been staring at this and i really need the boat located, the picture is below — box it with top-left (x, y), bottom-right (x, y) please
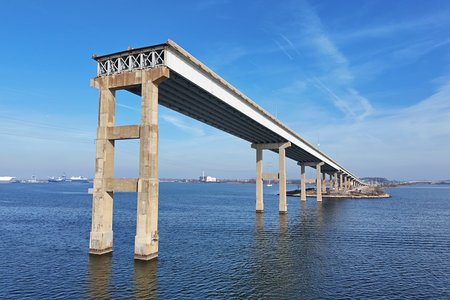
top-left (27, 175), bottom-right (39, 183)
top-left (69, 176), bottom-right (89, 183)
top-left (0, 176), bottom-right (16, 183)
top-left (266, 179), bottom-right (273, 187)
top-left (48, 174), bottom-right (68, 183)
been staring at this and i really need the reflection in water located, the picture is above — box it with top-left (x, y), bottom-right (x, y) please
top-left (255, 212), bottom-right (264, 233)
top-left (134, 259), bottom-right (158, 299)
top-left (88, 254), bottom-right (112, 299)
top-left (300, 200), bottom-right (308, 223)
top-left (278, 213), bottom-right (288, 236)
top-left (316, 201), bottom-right (324, 227)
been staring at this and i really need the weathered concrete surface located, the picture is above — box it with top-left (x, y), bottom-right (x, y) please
top-left (89, 78), bottom-right (115, 255)
top-left (134, 69), bottom-right (169, 261)
top-left (89, 67), bottom-right (169, 261)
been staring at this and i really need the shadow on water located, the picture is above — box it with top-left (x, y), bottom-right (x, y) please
top-left (133, 259), bottom-right (158, 299)
top-left (88, 254), bottom-right (112, 299)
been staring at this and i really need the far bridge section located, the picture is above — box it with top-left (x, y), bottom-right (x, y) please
top-left (89, 40), bottom-right (365, 260)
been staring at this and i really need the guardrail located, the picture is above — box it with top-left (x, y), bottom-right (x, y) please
top-left (96, 47), bottom-right (166, 76)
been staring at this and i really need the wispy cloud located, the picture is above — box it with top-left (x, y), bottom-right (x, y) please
top-left (116, 102), bottom-right (140, 112)
top-left (336, 9), bottom-right (450, 42)
top-left (161, 114), bottom-right (205, 137)
top-left (270, 0), bottom-right (373, 121)
top-left (308, 77), bottom-right (373, 122)
top-left (280, 34), bottom-right (301, 55)
top-left (272, 34), bottom-right (302, 60)
top-left (273, 39), bottom-right (293, 60)
top-left (301, 79), bottom-right (450, 180)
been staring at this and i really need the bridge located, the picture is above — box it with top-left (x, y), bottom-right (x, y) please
top-left (89, 40), bottom-right (365, 260)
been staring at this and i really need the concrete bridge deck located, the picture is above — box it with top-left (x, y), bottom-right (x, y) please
top-left (94, 40), bottom-right (359, 177)
top-left (89, 40), bottom-right (365, 260)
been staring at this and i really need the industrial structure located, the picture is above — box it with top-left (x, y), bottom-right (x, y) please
top-left (89, 40), bottom-right (365, 260)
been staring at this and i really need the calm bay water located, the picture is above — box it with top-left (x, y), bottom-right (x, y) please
top-left (0, 183), bottom-right (449, 299)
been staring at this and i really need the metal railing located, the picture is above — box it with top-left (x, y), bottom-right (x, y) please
top-left (96, 48), bottom-right (166, 76)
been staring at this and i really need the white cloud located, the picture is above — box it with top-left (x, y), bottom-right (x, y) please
top-left (306, 79), bottom-right (450, 180)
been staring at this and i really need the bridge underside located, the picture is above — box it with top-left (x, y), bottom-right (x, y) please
top-left (125, 70), bottom-right (336, 173)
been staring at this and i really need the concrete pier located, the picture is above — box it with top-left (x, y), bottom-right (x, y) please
top-left (278, 144), bottom-right (288, 213)
top-left (333, 172), bottom-right (338, 190)
top-left (134, 70), bottom-right (168, 261)
top-left (322, 173), bottom-right (327, 193)
top-left (252, 142), bottom-right (291, 213)
top-left (89, 68), bottom-right (169, 261)
top-left (300, 164), bottom-right (306, 201)
top-left (255, 147), bottom-right (263, 213)
top-left (89, 80), bottom-right (116, 255)
top-left (316, 162), bottom-right (324, 202)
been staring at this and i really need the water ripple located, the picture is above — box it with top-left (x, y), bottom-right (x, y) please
top-left (0, 184), bottom-right (449, 299)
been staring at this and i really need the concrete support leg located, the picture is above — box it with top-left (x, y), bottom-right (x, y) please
top-left (340, 174), bottom-right (344, 191)
top-left (134, 78), bottom-right (160, 261)
top-left (316, 162), bottom-right (324, 202)
top-left (90, 85), bottom-right (116, 255)
top-left (279, 146), bottom-right (287, 214)
top-left (300, 164), bottom-right (306, 201)
top-left (333, 172), bottom-right (338, 190)
top-left (255, 148), bottom-right (264, 213)
top-left (322, 173), bottom-right (327, 193)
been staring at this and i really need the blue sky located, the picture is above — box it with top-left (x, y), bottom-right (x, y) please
top-left (1, 0), bottom-right (449, 180)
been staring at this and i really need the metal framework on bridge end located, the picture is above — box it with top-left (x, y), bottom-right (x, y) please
top-left (96, 46), bottom-right (166, 76)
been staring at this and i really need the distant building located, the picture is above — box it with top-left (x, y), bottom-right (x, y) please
top-left (200, 171), bottom-right (218, 183)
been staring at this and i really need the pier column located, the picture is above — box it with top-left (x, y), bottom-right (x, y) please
top-left (300, 164), bottom-right (306, 201)
top-left (278, 143), bottom-right (290, 214)
top-left (339, 173), bottom-right (344, 191)
top-left (316, 162), bottom-right (324, 202)
top-left (328, 174), bottom-right (332, 191)
top-left (255, 148), bottom-right (263, 212)
top-left (333, 172), bottom-right (338, 190)
top-left (90, 81), bottom-right (116, 255)
top-left (134, 71), bottom-right (168, 261)
top-left (322, 173), bottom-right (327, 193)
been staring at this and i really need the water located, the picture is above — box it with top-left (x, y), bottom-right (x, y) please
top-left (0, 183), bottom-right (449, 299)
